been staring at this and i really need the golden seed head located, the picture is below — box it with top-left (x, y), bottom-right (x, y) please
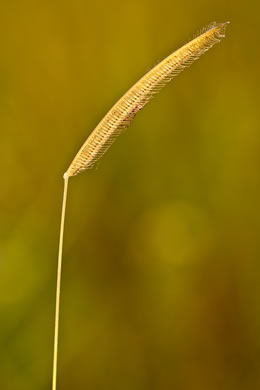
top-left (65, 22), bottom-right (229, 178)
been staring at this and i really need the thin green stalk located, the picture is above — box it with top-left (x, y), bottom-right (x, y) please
top-left (52, 176), bottom-right (69, 390)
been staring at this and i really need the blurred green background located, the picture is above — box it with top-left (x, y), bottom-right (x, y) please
top-left (0, 0), bottom-right (259, 389)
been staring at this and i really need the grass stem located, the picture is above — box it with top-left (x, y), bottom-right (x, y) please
top-left (52, 175), bottom-right (69, 390)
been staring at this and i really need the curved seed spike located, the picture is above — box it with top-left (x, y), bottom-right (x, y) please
top-left (65, 21), bottom-right (229, 178)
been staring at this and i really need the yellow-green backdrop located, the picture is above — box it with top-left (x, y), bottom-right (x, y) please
top-left (0, 1), bottom-right (259, 389)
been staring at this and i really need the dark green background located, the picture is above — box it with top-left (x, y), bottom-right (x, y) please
top-left (0, 0), bottom-right (259, 389)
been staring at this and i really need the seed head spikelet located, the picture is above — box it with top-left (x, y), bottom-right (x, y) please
top-left (53, 22), bottom-right (229, 390)
top-left (65, 21), bottom-right (229, 178)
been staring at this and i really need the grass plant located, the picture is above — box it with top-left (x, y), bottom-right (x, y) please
top-left (52, 22), bottom-right (229, 390)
